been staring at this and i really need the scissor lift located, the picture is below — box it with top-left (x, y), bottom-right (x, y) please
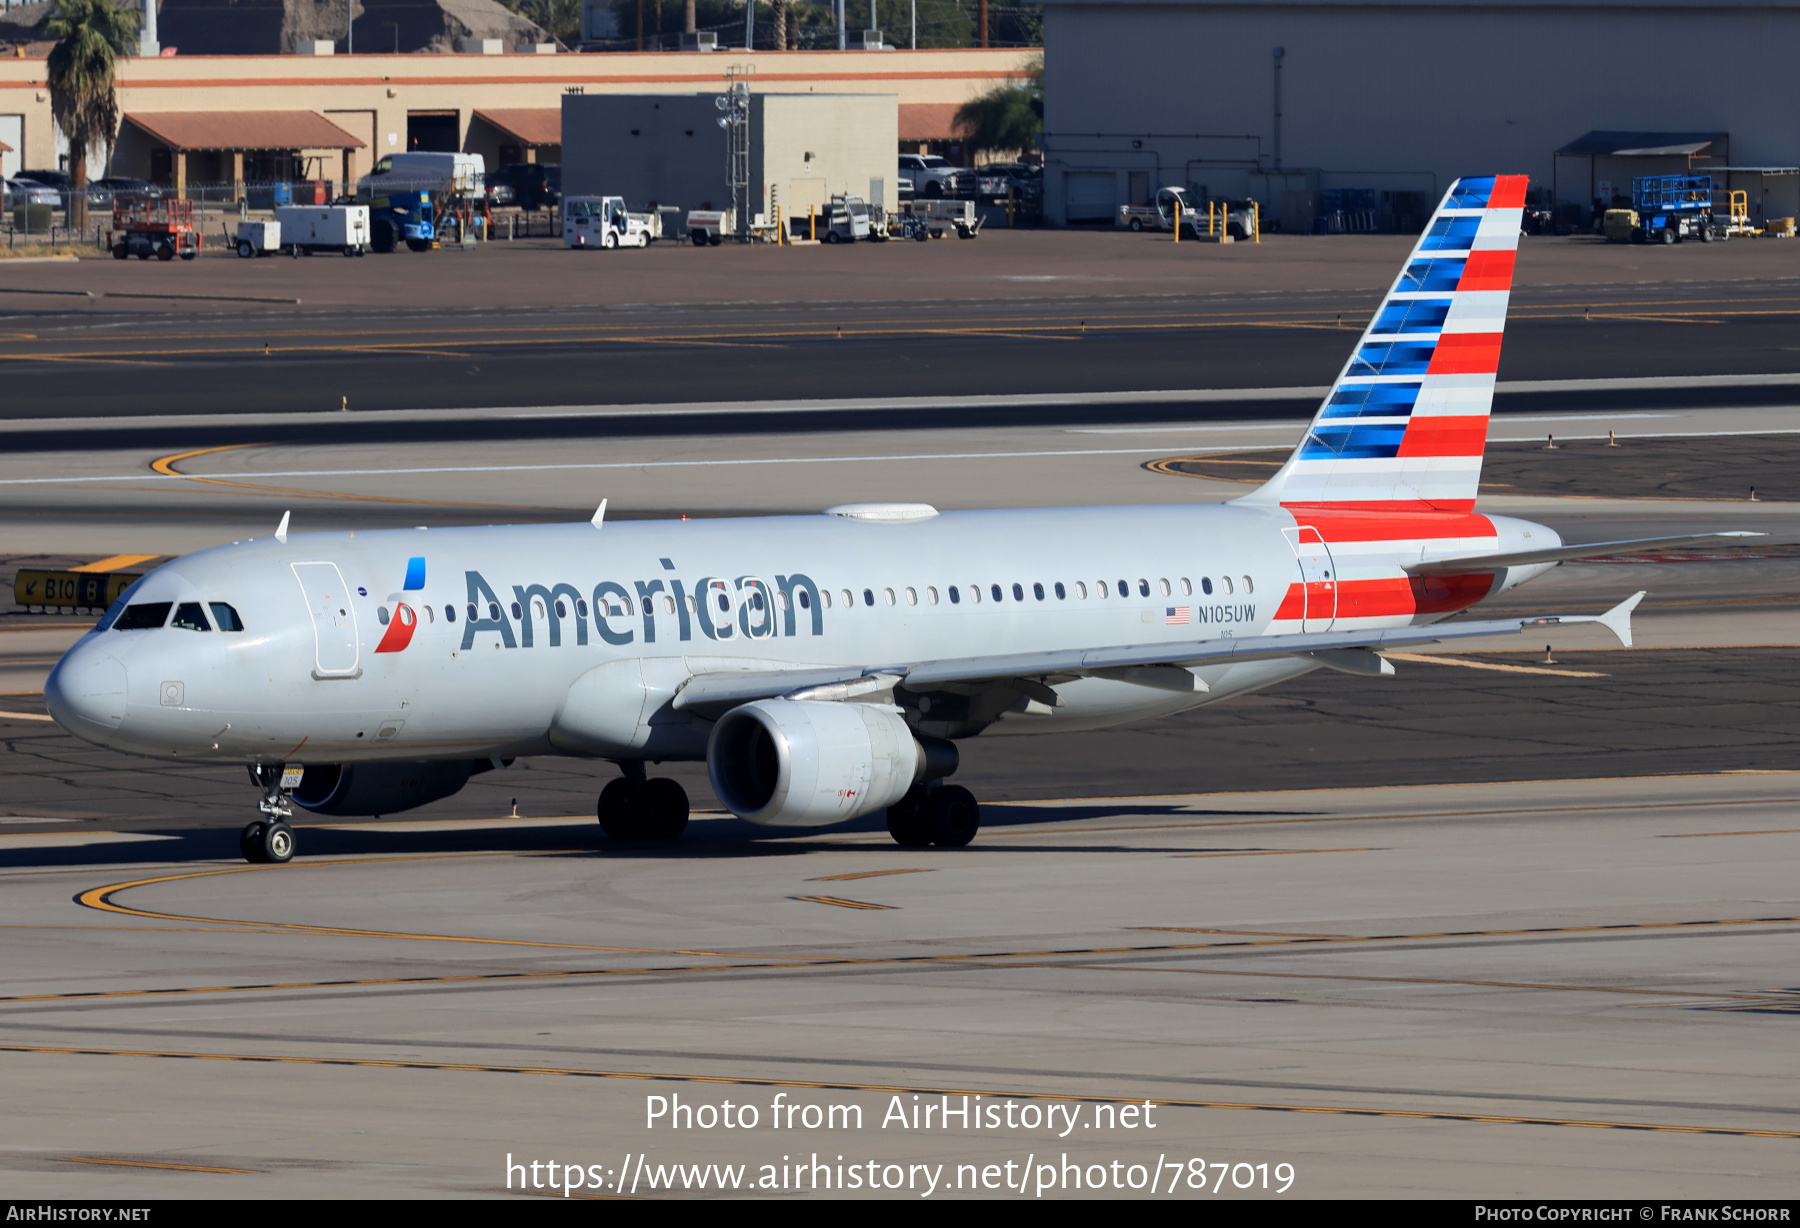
top-left (110, 197), bottom-right (202, 261)
top-left (1629, 175), bottom-right (1716, 244)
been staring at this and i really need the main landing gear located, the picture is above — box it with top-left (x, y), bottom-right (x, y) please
top-left (885, 783), bottom-right (980, 848)
top-left (598, 763), bottom-right (689, 840)
top-left (242, 765), bottom-right (298, 864)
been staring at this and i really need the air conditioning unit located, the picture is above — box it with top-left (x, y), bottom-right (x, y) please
top-left (462, 38), bottom-right (504, 54)
top-left (678, 31), bottom-right (717, 51)
top-left (853, 29), bottom-right (886, 49)
top-left (294, 39), bottom-right (335, 55)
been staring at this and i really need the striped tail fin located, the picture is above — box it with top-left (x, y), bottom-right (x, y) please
top-left (1237, 175), bottom-right (1528, 512)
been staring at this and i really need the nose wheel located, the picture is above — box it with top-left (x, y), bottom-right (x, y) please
top-left (598, 768), bottom-right (689, 840)
top-left (239, 820), bottom-right (296, 864)
top-left (243, 764), bottom-right (299, 864)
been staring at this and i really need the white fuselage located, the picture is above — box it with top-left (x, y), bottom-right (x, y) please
top-left (44, 503), bottom-right (1557, 767)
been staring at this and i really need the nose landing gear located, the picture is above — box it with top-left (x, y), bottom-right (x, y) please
top-left (597, 763), bottom-right (689, 840)
top-left (242, 764), bottom-right (299, 864)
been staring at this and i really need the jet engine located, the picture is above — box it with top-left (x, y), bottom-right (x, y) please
top-left (708, 699), bottom-right (927, 826)
top-left (290, 761), bottom-right (474, 817)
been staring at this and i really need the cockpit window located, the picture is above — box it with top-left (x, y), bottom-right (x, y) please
top-left (209, 602), bottom-right (245, 632)
top-left (113, 602), bottom-right (172, 631)
top-left (95, 578), bottom-right (148, 631)
top-left (171, 602), bottom-right (212, 632)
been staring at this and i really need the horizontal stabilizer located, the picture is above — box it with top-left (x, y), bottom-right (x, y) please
top-left (1409, 532), bottom-right (1764, 575)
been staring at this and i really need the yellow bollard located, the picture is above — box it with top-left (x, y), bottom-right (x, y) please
top-left (1254, 201), bottom-right (1260, 243)
top-left (1174, 199), bottom-right (1180, 244)
top-left (810, 205), bottom-right (816, 242)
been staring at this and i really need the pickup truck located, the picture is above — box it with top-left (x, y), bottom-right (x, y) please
top-left (898, 154), bottom-right (973, 200)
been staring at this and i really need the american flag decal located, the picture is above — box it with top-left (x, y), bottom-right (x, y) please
top-left (1166, 606), bottom-right (1190, 625)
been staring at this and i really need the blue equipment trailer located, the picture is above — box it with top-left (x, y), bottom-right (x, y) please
top-left (367, 190), bottom-right (437, 253)
top-left (1630, 175), bottom-right (1719, 244)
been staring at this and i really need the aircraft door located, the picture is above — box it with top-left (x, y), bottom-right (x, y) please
top-left (291, 561), bottom-right (362, 678)
top-left (1282, 526), bottom-right (1338, 633)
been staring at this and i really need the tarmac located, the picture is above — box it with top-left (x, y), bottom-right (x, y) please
top-left (1, 234), bottom-right (1797, 1199)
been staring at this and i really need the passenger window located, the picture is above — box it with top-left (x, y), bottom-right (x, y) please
top-left (511, 601), bottom-right (523, 620)
top-left (445, 605), bottom-right (457, 623)
top-left (884, 588), bottom-right (896, 606)
top-left (1243, 575), bottom-right (1254, 594)
top-left (685, 595), bottom-right (697, 614)
top-left (114, 602), bottom-right (173, 631)
top-left (1011, 583), bottom-right (1024, 601)
top-left (1054, 582), bottom-right (1065, 600)
top-left (422, 605), bottom-right (433, 624)
top-left (466, 602), bottom-right (478, 621)
top-left (489, 603), bottom-right (501, 621)
top-left (1032, 582), bottom-right (1045, 601)
top-left (1180, 578), bottom-right (1192, 596)
top-left (750, 591), bottom-right (764, 612)
top-left (554, 600), bottom-right (566, 618)
top-left (377, 606), bottom-right (391, 626)
top-left (864, 588), bottom-right (875, 607)
top-left (1138, 579), bottom-right (1150, 597)
top-left (1116, 580), bottom-right (1128, 598)
top-left (1076, 582), bottom-right (1088, 599)
top-left (717, 592), bottom-right (730, 612)
top-left (1223, 576), bottom-right (1234, 595)
top-left (1202, 577), bottom-right (1213, 595)
top-left (820, 589), bottom-right (832, 609)
top-left (926, 586), bottom-right (938, 605)
top-left (968, 585), bottom-right (980, 604)
top-left (171, 602), bottom-right (211, 632)
top-left (534, 599), bottom-right (547, 619)
top-left (991, 584), bottom-right (1003, 602)
top-left (948, 586), bottom-right (960, 604)
top-left (663, 595), bottom-right (677, 614)
top-left (576, 599), bottom-right (588, 618)
top-left (841, 589), bottom-right (853, 608)
top-left (1094, 581), bottom-right (1106, 599)
top-left (209, 602), bottom-right (245, 632)
top-left (905, 587), bottom-right (918, 606)
top-left (1158, 578), bottom-right (1171, 596)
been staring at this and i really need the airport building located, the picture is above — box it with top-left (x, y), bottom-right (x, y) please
top-left (0, 47), bottom-right (1032, 190)
top-left (1038, 0), bottom-right (1800, 228)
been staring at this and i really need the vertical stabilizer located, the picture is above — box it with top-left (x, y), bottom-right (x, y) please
top-left (1237, 175), bottom-right (1527, 511)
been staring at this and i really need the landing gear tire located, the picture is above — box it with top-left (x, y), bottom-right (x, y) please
top-left (926, 785), bottom-right (979, 847)
top-left (598, 777), bottom-right (640, 838)
top-left (885, 789), bottom-right (933, 847)
top-left (260, 822), bottom-right (296, 863)
top-left (598, 776), bottom-right (689, 839)
top-left (240, 821), bottom-right (268, 863)
top-left (640, 777), bottom-right (689, 839)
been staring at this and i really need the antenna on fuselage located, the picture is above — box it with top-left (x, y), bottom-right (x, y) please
top-left (275, 510), bottom-right (290, 543)
top-left (591, 498), bottom-right (607, 530)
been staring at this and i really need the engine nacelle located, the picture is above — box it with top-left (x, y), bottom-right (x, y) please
top-left (708, 699), bottom-right (922, 827)
top-left (290, 761), bottom-right (474, 817)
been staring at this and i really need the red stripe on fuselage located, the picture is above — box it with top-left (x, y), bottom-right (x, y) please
top-left (1283, 508), bottom-right (1497, 542)
top-left (1274, 573), bottom-right (1495, 622)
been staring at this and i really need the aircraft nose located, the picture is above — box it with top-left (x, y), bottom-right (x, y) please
top-left (45, 641), bottom-right (129, 745)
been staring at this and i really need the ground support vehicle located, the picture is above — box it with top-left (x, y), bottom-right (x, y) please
top-left (1118, 186), bottom-right (1210, 236)
top-left (1630, 175), bottom-right (1716, 244)
top-left (563, 196), bottom-right (656, 249)
top-left (908, 197), bottom-right (981, 239)
top-left (685, 208), bottom-right (736, 245)
top-left (269, 205), bottom-right (370, 256)
top-left (819, 194), bottom-right (873, 244)
top-left (234, 220), bottom-right (282, 257)
top-left (885, 212), bottom-right (932, 242)
top-left (367, 191), bottom-right (438, 253)
top-left (110, 197), bottom-right (201, 261)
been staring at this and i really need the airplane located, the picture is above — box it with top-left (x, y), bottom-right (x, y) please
top-left (45, 175), bottom-right (1758, 865)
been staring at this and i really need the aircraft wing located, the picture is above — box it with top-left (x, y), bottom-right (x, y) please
top-left (672, 592), bottom-right (1646, 711)
top-left (1408, 532), bottom-right (1764, 575)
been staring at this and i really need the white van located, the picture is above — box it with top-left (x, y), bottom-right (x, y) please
top-left (357, 152), bottom-right (485, 197)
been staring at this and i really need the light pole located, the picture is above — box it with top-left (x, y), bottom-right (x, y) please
top-left (347, 0), bottom-right (353, 53)
top-left (386, 21), bottom-right (398, 52)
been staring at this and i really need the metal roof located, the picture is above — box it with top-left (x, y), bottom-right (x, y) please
top-left (1556, 130), bottom-right (1726, 157)
top-left (472, 108), bottom-right (561, 146)
top-left (122, 111), bottom-right (366, 152)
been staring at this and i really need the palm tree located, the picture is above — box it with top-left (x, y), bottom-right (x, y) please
top-left (953, 57), bottom-right (1042, 161)
top-left (46, 0), bottom-right (139, 235)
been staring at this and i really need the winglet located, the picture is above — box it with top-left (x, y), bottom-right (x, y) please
top-left (1596, 590), bottom-right (1646, 648)
top-left (591, 498), bottom-right (607, 529)
top-left (275, 510), bottom-right (290, 543)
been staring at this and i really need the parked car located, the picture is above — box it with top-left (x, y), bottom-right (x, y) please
top-left (87, 176), bottom-right (158, 206)
top-left (486, 162), bottom-right (560, 211)
top-left (19, 168), bottom-right (70, 192)
top-left (5, 177), bottom-right (62, 208)
top-left (975, 162), bottom-right (1042, 203)
top-left (898, 154), bottom-right (973, 199)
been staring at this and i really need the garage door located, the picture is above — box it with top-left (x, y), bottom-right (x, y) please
top-left (1064, 172), bottom-right (1117, 223)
